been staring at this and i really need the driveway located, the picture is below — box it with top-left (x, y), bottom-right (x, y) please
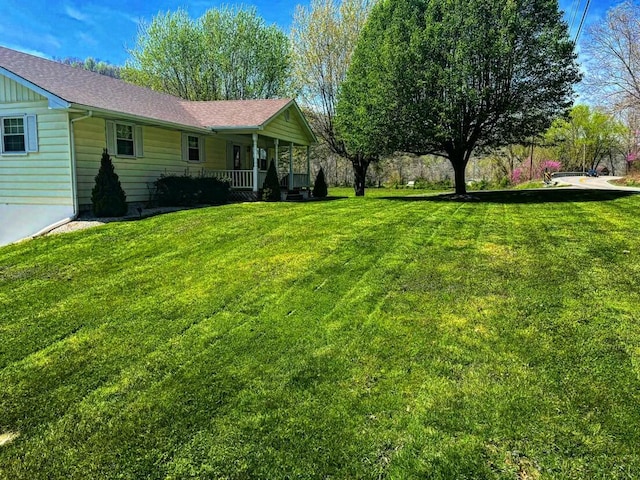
top-left (554, 175), bottom-right (640, 191)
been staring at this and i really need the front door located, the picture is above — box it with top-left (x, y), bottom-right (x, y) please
top-left (233, 145), bottom-right (241, 170)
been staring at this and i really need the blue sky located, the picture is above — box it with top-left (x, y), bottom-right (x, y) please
top-left (0, 0), bottom-right (622, 65)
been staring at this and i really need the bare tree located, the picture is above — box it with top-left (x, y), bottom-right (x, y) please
top-left (582, 2), bottom-right (640, 113)
top-left (290, 0), bottom-right (376, 195)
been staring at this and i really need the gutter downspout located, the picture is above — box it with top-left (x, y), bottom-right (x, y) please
top-left (69, 111), bottom-right (93, 218)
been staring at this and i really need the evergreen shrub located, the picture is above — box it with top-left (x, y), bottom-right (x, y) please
top-left (262, 160), bottom-right (281, 201)
top-left (91, 149), bottom-right (128, 217)
top-left (312, 167), bottom-right (328, 198)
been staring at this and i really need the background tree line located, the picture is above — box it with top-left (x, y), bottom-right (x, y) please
top-left (59, 0), bottom-right (640, 193)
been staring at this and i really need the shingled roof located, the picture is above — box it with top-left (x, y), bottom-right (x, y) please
top-left (0, 46), bottom-right (302, 134)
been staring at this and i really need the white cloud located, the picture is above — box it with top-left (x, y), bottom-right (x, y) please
top-left (65, 5), bottom-right (90, 23)
top-left (77, 32), bottom-right (98, 46)
top-left (43, 34), bottom-right (62, 49)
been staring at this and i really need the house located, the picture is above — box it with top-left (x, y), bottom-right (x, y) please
top-left (0, 45), bottom-right (316, 246)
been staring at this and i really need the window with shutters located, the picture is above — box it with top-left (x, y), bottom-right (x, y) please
top-left (106, 120), bottom-right (143, 158)
top-left (116, 123), bottom-right (134, 156)
top-left (1, 115), bottom-right (38, 155)
top-left (182, 133), bottom-right (205, 162)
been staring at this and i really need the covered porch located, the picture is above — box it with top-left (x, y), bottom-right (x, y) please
top-left (205, 133), bottom-right (312, 195)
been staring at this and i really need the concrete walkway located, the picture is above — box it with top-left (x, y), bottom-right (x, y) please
top-left (47, 205), bottom-right (203, 237)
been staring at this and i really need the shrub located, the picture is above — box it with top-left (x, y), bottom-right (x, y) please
top-left (91, 149), bottom-right (128, 217)
top-left (155, 175), bottom-right (196, 206)
top-left (154, 175), bottom-right (230, 206)
top-left (312, 167), bottom-right (328, 198)
top-left (413, 177), bottom-right (454, 190)
top-left (497, 176), bottom-right (511, 189)
top-left (467, 179), bottom-right (490, 191)
top-left (195, 177), bottom-right (230, 205)
top-left (262, 160), bottom-right (281, 201)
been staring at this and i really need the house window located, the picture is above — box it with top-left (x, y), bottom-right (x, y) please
top-left (106, 120), bottom-right (143, 158)
top-left (116, 123), bottom-right (134, 156)
top-left (1, 115), bottom-right (38, 154)
top-left (182, 134), bottom-right (205, 162)
top-left (2, 118), bottom-right (25, 152)
top-left (188, 136), bottom-right (199, 161)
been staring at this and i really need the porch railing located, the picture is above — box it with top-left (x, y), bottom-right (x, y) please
top-left (281, 173), bottom-right (309, 189)
top-left (207, 170), bottom-right (253, 189)
top-left (205, 169), bottom-right (309, 190)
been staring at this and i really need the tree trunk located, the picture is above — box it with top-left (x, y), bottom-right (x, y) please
top-left (450, 154), bottom-right (468, 195)
top-left (609, 151), bottom-right (615, 175)
top-left (352, 156), bottom-right (370, 196)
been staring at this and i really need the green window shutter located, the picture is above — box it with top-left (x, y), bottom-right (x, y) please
top-left (200, 137), bottom-right (206, 163)
top-left (25, 115), bottom-right (38, 152)
top-left (135, 126), bottom-right (144, 157)
top-left (105, 120), bottom-right (116, 155)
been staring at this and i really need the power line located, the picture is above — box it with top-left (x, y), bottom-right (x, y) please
top-left (574, 0), bottom-right (592, 43)
top-left (568, 0), bottom-right (582, 33)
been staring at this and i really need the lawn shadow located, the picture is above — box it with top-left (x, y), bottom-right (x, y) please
top-left (382, 188), bottom-right (640, 204)
top-left (290, 196), bottom-right (349, 203)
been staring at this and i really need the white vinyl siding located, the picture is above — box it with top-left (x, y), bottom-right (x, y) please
top-left (0, 83), bottom-right (72, 208)
top-left (106, 120), bottom-right (144, 158)
top-left (1, 114), bottom-right (38, 154)
top-left (0, 75), bottom-right (43, 102)
top-left (74, 119), bottom-right (227, 205)
top-left (182, 133), bottom-right (205, 162)
top-left (262, 107), bottom-right (314, 146)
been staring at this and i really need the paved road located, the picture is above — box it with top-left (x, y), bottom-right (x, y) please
top-left (554, 175), bottom-right (640, 191)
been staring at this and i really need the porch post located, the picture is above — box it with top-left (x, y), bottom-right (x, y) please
top-left (306, 146), bottom-right (311, 188)
top-left (274, 138), bottom-right (279, 174)
top-left (252, 133), bottom-right (258, 193)
top-left (289, 142), bottom-right (294, 190)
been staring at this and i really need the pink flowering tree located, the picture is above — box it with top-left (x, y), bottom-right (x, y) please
top-left (510, 160), bottom-right (562, 185)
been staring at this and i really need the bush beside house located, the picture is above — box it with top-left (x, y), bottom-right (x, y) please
top-left (154, 175), bottom-right (230, 206)
top-left (312, 167), bottom-right (328, 198)
top-left (91, 149), bottom-right (128, 217)
top-left (262, 160), bottom-right (281, 201)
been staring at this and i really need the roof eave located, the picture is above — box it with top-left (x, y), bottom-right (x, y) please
top-left (68, 103), bottom-right (213, 135)
top-left (0, 67), bottom-right (70, 109)
top-left (209, 125), bottom-right (263, 134)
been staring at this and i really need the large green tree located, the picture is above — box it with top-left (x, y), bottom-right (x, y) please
top-left (336, 0), bottom-right (580, 194)
top-left (291, 0), bottom-right (375, 196)
top-left (123, 7), bottom-right (291, 100)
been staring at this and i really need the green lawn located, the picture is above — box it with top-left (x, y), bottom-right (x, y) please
top-left (1, 189), bottom-right (640, 479)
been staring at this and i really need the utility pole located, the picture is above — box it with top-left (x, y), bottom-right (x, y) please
top-left (529, 140), bottom-right (534, 181)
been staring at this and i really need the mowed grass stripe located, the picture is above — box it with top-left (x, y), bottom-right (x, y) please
top-left (3, 198), bottom-right (460, 478)
top-left (1, 190), bottom-right (640, 478)
top-left (0, 200), bottom-right (360, 367)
